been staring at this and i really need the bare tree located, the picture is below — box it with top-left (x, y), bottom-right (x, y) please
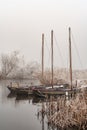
top-left (0, 51), bottom-right (40, 79)
top-left (25, 61), bottom-right (40, 79)
top-left (0, 51), bottom-right (20, 79)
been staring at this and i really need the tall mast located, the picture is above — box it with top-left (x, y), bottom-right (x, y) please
top-left (42, 33), bottom-right (44, 78)
top-left (69, 27), bottom-right (72, 90)
top-left (51, 30), bottom-right (53, 88)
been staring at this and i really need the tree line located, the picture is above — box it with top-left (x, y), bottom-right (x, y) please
top-left (0, 51), bottom-right (40, 79)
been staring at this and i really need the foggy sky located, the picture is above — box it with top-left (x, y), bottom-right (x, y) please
top-left (0, 0), bottom-right (87, 70)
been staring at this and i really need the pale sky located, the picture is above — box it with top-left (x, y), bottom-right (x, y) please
top-left (0, 0), bottom-right (87, 69)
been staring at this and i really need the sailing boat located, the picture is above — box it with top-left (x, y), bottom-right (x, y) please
top-left (33, 29), bottom-right (74, 97)
top-left (7, 28), bottom-right (75, 97)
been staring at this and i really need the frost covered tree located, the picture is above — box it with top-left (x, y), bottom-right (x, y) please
top-left (0, 51), bottom-right (20, 79)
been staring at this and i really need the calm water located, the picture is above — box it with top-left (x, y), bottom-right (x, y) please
top-left (0, 80), bottom-right (80, 130)
top-left (0, 80), bottom-right (48, 130)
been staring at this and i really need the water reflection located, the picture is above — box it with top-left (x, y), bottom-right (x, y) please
top-left (7, 92), bottom-right (45, 104)
top-left (0, 80), bottom-right (47, 130)
top-left (0, 80), bottom-right (83, 130)
top-left (7, 93), bottom-right (16, 98)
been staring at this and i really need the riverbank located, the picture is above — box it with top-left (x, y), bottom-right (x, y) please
top-left (39, 92), bottom-right (87, 130)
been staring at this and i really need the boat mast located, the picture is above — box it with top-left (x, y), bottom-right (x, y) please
top-left (69, 27), bottom-right (73, 90)
top-left (42, 33), bottom-right (44, 78)
top-left (51, 30), bottom-right (53, 88)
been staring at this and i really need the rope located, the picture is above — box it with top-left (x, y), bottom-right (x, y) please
top-left (71, 32), bottom-right (83, 69)
top-left (53, 31), bottom-right (65, 67)
top-left (38, 45), bottom-right (42, 69)
top-left (44, 37), bottom-right (51, 69)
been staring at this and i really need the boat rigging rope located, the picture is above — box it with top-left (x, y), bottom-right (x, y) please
top-left (44, 36), bottom-right (51, 69)
top-left (71, 32), bottom-right (83, 69)
top-left (53, 31), bottom-right (65, 67)
top-left (39, 45), bottom-right (42, 68)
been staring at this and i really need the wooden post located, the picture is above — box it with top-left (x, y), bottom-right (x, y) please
top-left (42, 33), bottom-right (44, 78)
top-left (42, 102), bottom-right (45, 130)
top-left (69, 27), bottom-right (72, 91)
top-left (51, 30), bottom-right (53, 88)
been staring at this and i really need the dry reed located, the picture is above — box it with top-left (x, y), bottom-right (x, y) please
top-left (40, 93), bottom-right (87, 130)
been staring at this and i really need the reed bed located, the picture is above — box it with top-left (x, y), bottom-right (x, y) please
top-left (40, 94), bottom-right (87, 130)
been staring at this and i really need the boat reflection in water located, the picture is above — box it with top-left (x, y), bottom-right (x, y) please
top-left (7, 92), bottom-right (17, 98)
top-left (7, 92), bottom-right (46, 103)
top-left (7, 92), bottom-right (82, 130)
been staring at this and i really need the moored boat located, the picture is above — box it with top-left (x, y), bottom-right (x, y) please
top-left (7, 82), bottom-right (34, 95)
top-left (32, 83), bottom-right (76, 97)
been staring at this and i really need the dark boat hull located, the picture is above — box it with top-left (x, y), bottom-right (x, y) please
top-left (33, 89), bottom-right (46, 98)
top-left (7, 86), bottom-right (33, 95)
top-left (33, 87), bottom-right (75, 97)
top-left (7, 84), bottom-right (75, 97)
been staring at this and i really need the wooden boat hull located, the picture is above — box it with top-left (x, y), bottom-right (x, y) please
top-left (7, 86), bottom-right (33, 95)
top-left (33, 89), bottom-right (46, 98)
top-left (7, 83), bottom-right (75, 97)
top-left (7, 84), bottom-right (53, 95)
top-left (7, 86), bottom-right (18, 93)
top-left (33, 87), bottom-right (75, 97)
